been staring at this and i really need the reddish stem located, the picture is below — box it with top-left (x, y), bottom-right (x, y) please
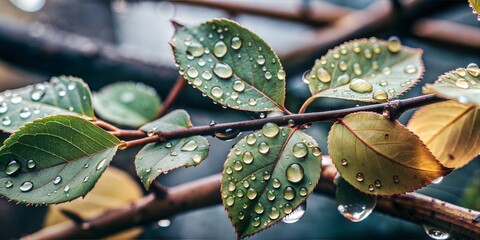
top-left (155, 76), bottom-right (187, 119)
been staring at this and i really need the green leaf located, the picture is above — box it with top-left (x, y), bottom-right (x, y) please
top-left (307, 37), bottom-right (424, 102)
top-left (135, 110), bottom-right (209, 189)
top-left (328, 112), bottom-right (451, 195)
top-left (0, 76), bottom-right (94, 133)
top-left (170, 18), bottom-right (287, 112)
top-left (408, 100), bottom-right (480, 168)
top-left (336, 176), bottom-right (377, 222)
top-left (93, 82), bottom-right (161, 128)
top-left (221, 124), bottom-right (322, 238)
top-left (0, 115), bottom-right (121, 204)
top-left (423, 63), bottom-right (480, 106)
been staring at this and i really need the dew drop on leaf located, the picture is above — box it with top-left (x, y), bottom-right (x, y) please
top-left (337, 74), bottom-right (351, 85)
top-left (26, 159), bottom-right (36, 169)
top-left (181, 139), bottom-right (198, 151)
top-left (252, 217), bottom-right (261, 227)
top-left (187, 42), bottom-right (205, 57)
top-left (277, 69), bottom-right (286, 80)
top-left (210, 86), bottom-right (223, 98)
top-left (292, 142), bottom-right (308, 158)
top-left (96, 158), bottom-right (107, 171)
top-left (187, 67), bottom-right (199, 78)
top-left (286, 163), bottom-right (304, 183)
top-left (19, 107), bottom-right (32, 119)
top-left (353, 63), bottom-right (362, 75)
top-left (387, 36), bottom-right (401, 53)
top-left (226, 196), bottom-right (234, 206)
top-left (299, 187), bottom-right (308, 197)
top-left (404, 64), bottom-right (418, 74)
top-left (246, 134), bottom-right (257, 145)
top-left (282, 202), bottom-right (306, 224)
top-left (255, 202), bottom-right (264, 214)
top-left (269, 207), bottom-right (280, 220)
top-left (201, 70), bottom-right (212, 80)
top-left (262, 122), bottom-right (279, 138)
top-left (258, 142), bottom-right (270, 154)
top-left (454, 78), bottom-right (469, 89)
top-left (234, 161), bottom-right (243, 171)
top-left (283, 186), bottom-right (296, 200)
top-left (20, 181), bottom-right (33, 192)
top-left (341, 158), bottom-right (348, 166)
top-left (356, 172), bottom-right (365, 182)
top-left (455, 68), bottom-right (467, 77)
top-left (272, 178), bottom-right (281, 189)
top-left (213, 41), bottom-right (227, 58)
top-left (349, 78), bottom-right (373, 93)
top-left (213, 63), bottom-right (233, 79)
top-left (0, 102), bottom-right (7, 114)
top-left (466, 63), bottom-right (479, 77)
top-left (247, 188), bottom-right (257, 200)
top-left (5, 180), bottom-right (13, 188)
top-left (242, 151), bottom-right (254, 164)
top-left (192, 154), bottom-right (202, 163)
top-left (256, 55), bottom-right (265, 65)
top-left (2, 116), bottom-right (13, 126)
top-left (5, 160), bottom-right (21, 175)
top-left (316, 67), bottom-right (331, 83)
top-left (372, 89), bottom-right (388, 101)
top-left (231, 36), bottom-right (242, 50)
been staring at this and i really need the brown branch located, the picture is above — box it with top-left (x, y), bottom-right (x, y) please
top-left (155, 76), bottom-right (187, 119)
top-left (170, 0), bottom-right (352, 26)
top-left (412, 19), bottom-right (480, 49)
top-left (23, 160), bottom-right (480, 240)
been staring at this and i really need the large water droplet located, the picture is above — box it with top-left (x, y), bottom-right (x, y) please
top-left (215, 128), bottom-right (240, 141)
top-left (316, 67), bottom-right (331, 83)
top-left (387, 36), bottom-right (401, 53)
top-left (27, 159), bottom-right (36, 169)
top-left (262, 122), bottom-right (279, 138)
top-left (210, 86), bottom-right (223, 98)
top-left (337, 199), bottom-right (376, 222)
top-left (258, 142), bottom-right (270, 154)
top-left (404, 64), bottom-right (418, 74)
top-left (455, 78), bottom-right (469, 89)
top-left (187, 42), bottom-right (204, 57)
top-left (372, 90), bottom-right (388, 101)
top-left (19, 107), bottom-right (32, 119)
top-left (181, 139), bottom-right (198, 151)
top-left (423, 225), bottom-right (450, 240)
top-left (292, 142), bottom-right (308, 158)
top-left (466, 63), bottom-right (479, 77)
top-left (337, 74), bottom-right (350, 85)
top-left (213, 41), bottom-right (227, 58)
top-left (455, 68), bottom-right (467, 77)
top-left (187, 67), bottom-right (199, 78)
top-left (269, 207), bottom-right (280, 219)
top-left (5, 160), bottom-right (21, 175)
top-left (286, 163), bottom-right (304, 183)
top-left (272, 178), bottom-right (281, 189)
top-left (54, 176), bottom-right (62, 185)
top-left (213, 63), bottom-right (233, 79)
top-left (232, 80), bottom-right (245, 92)
top-left (255, 202), bottom-right (264, 214)
top-left (5, 180), bottom-right (13, 188)
top-left (247, 188), bottom-right (257, 200)
top-left (31, 83), bottom-right (46, 101)
top-left (356, 173), bottom-right (365, 182)
top-left (349, 78), bottom-right (373, 93)
top-left (242, 151), bottom-right (254, 164)
top-left (252, 217), bottom-right (261, 227)
top-left (234, 161), bottom-right (243, 171)
top-left (283, 186), bottom-right (295, 200)
top-left (226, 196), bottom-right (234, 206)
top-left (231, 36), bottom-right (242, 50)
top-left (202, 70), bottom-right (212, 80)
top-left (256, 55), bottom-right (265, 65)
top-left (312, 147), bottom-right (321, 157)
top-left (277, 70), bottom-right (286, 80)
top-left (20, 181), bottom-right (33, 192)
top-left (96, 158), bottom-right (107, 171)
top-left (282, 202), bottom-right (306, 224)
top-left (246, 134), bottom-right (257, 145)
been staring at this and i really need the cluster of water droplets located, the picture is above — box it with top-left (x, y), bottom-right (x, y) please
top-left (306, 37), bottom-right (420, 101)
top-left (178, 23), bottom-right (286, 110)
top-left (222, 123), bottom-right (322, 228)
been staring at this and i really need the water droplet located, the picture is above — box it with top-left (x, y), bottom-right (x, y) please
top-left (19, 107), bottom-right (32, 119)
top-left (27, 159), bottom-right (36, 169)
top-left (374, 180), bottom-right (382, 188)
top-left (432, 176), bottom-right (443, 184)
top-left (266, 189), bottom-right (276, 201)
top-left (234, 161), bottom-right (243, 171)
top-left (187, 67), bottom-right (199, 78)
top-left (264, 72), bottom-right (272, 80)
top-left (165, 142), bottom-right (173, 148)
top-left (215, 128), bottom-right (240, 141)
top-left (193, 78), bottom-right (202, 86)
top-left (316, 67), bottom-right (331, 83)
top-left (282, 202), bottom-right (306, 224)
top-left (20, 181), bottom-right (33, 192)
top-left (455, 68), bottom-right (467, 77)
top-left (256, 55), bottom-right (265, 65)
top-left (232, 80), bottom-right (245, 92)
top-left (269, 207), bottom-right (280, 219)
top-left (242, 151), bottom-right (254, 164)
top-left (404, 64), bottom-right (418, 74)
top-left (299, 187), bottom-right (308, 197)
top-left (349, 78), bottom-right (373, 93)
top-left (258, 142), bottom-right (270, 154)
top-left (286, 163), bottom-right (304, 183)
top-left (5, 180), bottom-right (13, 188)
top-left (387, 36), bottom-right (401, 53)
top-left (341, 159), bottom-right (348, 166)
top-left (252, 217), bottom-right (261, 227)
top-left (356, 173), bottom-right (364, 182)
top-left (423, 225), bottom-right (450, 240)
top-left (213, 41), bottom-right (227, 58)
top-left (336, 74), bottom-right (350, 85)
top-left (466, 63), bottom-right (479, 77)
top-left (368, 184), bottom-right (375, 192)
top-left (2, 116), bottom-right (11, 126)
top-left (277, 70), bottom-right (286, 80)
top-left (187, 42), bottom-right (204, 57)
top-left (226, 196), bottom-right (234, 206)
top-left (262, 122), bottom-right (279, 138)
top-left (225, 167), bottom-right (233, 175)
top-left (292, 142), bottom-right (308, 158)
top-left (231, 36), bottom-right (242, 50)
top-left (254, 202), bottom-right (265, 214)
top-left (311, 147), bottom-right (321, 157)
top-left (247, 188), bottom-right (257, 200)
top-left (246, 134), bottom-right (257, 145)
top-left (210, 86), bottom-right (223, 98)
top-left (213, 63), bottom-right (233, 79)
top-left (83, 176), bottom-right (90, 183)
top-left (338, 60), bottom-right (348, 72)
top-left (272, 178), bottom-right (281, 189)
top-left (228, 182), bottom-right (236, 192)
top-left (455, 78), bottom-right (469, 89)
top-left (238, 211), bottom-right (245, 220)
top-left (283, 186), bottom-right (296, 200)
top-left (263, 171), bottom-right (271, 180)
top-left (170, 151), bottom-right (178, 156)
top-left (10, 94), bottom-right (22, 104)
top-left (201, 70), bottom-right (212, 80)
top-left (372, 90), bottom-right (388, 101)
top-left (353, 63), bottom-right (362, 75)
top-left (96, 158), bottom-right (107, 171)
top-left (243, 180), bottom-right (250, 188)
top-left (393, 175), bottom-right (400, 183)
top-left (31, 83), bottom-right (46, 101)
top-left (181, 139), bottom-right (198, 151)
top-left (84, 163), bottom-right (90, 168)
top-left (283, 203), bottom-right (293, 214)
top-left (5, 160), bottom-right (21, 175)
top-left (192, 154), bottom-right (202, 163)
top-left (338, 199), bottom-right (376, 222)
top-left (145, 167), bottom-right (151, 173)
top-left (364, 48), bottom-right (372, 59)
top-left (56, 83), bottom-right (67, 97)
top-left (249, 98), bottom-right (257, 106)
top-left (0, 102), bottom-right (7, 114)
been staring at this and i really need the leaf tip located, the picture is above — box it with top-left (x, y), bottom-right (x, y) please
top-left (170, 19), bottom-right (184, 30)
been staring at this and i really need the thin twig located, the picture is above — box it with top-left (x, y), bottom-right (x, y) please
top-left (92, 120), bottom-right (120, 131)
top-left (155, 76), bottom-right (187, 119)
top-left (23, 160), bottom-right (480, 240)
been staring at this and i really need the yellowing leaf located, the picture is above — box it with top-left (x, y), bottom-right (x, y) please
top-left (328, 112), bottom-right (451, 195)
top-left (408, 100), bottom-right (480, 168)
top-left (308, 38), bottom-right (424, 102)
top-left (43, 167), bottom-right (143, 239)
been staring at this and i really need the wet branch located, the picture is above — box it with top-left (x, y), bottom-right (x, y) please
top-left (23, 160), bottom-right (480, 240)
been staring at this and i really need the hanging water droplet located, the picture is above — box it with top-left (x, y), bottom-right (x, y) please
top-left (181, 139), bottom-right (198, 151)
top-left (96, 158), bottom-right (107, 171)
top-left (10, 94), bottom-right (22, 104)
top-left (256, 55), bottom-right (266, 65)
top-left (316, 67), bottom-right (331, 83)
top-left (213, 41), bottom-right (227, 58)
top-left (349, 78), bottom-right (373, 93)
top-left (5, 160), bottom-right (21, 175)
top-left (20, 181), bottom-right (33, 192)
top-left (286, 163), bottom-right (304, 183)
top-left (466, 63), bottom-right (479, 77)
top-left (356, 173), bottom-right (365, 182)
top-left (187, 42), bottom-right (204, 57)
top-left (432, 176), bottom-right (443, 184)
top-left (302, 70), bottom-right (311, 84)
top-left (258, 142), bottom-right (270, 154)
top-left (337, 198), bottom-right (376, 222)
top-left (246, 134), bottom-right (257, 145)
top-left (210, 86), bottom-right (223, 98)
top-left (282, 202), bottom-right (306, 224)
top-left (455, 78), bottom-right (469, 89)
top-left (247, 188), bottom-right (257, 200)
top-left (292, 142), bottom-right (308, 158)
top-left (26, 159), bottom-right (36, 169)
top-left (387, 36), bottom-right (401, 53)
top-left (232, 80), bottom-right (245, 92)
top-left (19, 107), bottom-right (32, 119)
top-left (5, 180), bottom-right (13, 188)
top-left (277, 69), bottom-right (286, 80)
top-left (231, 36), bottom-right (242, 50)
top-left (269, 207), bottom-right (280, 220)
top-left (423, 225), bottom-right (450, 240)
top-left (215, 128), bottom-right (240, 141)
top-left (353, 63), bottom-right (362, 75)
top-left (283, 186), bottom-right (296, 200)
top-left (262, 122), bottom-right (279, 138)
top-left (299, 187), bottom-right (308, 197)
top-left (372, 90), bottom-right (388, 101)
top-left (213, 63), bottom-right (233, 79)
top-left (242, 151), bottom-right (254, 164)
top-left (404, 64), bottom-right (418, 74)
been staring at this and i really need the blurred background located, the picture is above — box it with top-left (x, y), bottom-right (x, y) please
top-left (0, 0), bottom-right (479, 239)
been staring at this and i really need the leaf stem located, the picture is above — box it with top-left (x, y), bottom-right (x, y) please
top-left (93, 120), bottom-right (120, 132)
top-left (298, 95), bottom-right (318, 114)
top-left (155, 76), bottom-right (187, 119)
